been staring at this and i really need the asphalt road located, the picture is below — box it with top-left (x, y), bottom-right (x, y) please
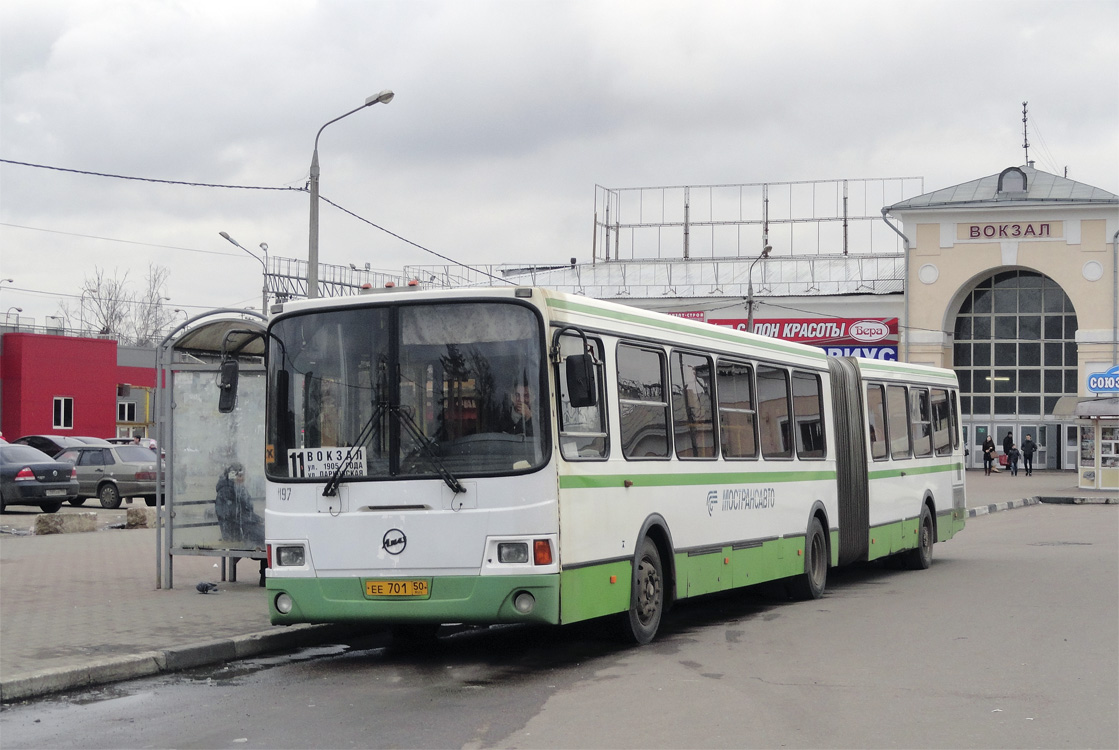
top-left (1, 504), bottom-right (1116, 750)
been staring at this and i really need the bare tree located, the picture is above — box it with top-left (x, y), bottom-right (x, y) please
top-left (78, 267), bottom-right (133, 337)
top-left (129, 264), bottom-right (176, 346)
top-left (57, 265), bottom-right (175, 345)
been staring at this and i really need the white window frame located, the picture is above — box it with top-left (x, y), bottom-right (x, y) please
top-left (53, 396), bottom-right (74, 430)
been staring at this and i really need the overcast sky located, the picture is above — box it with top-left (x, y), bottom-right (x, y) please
top-left (2, 0), bottom-right (1117, 326)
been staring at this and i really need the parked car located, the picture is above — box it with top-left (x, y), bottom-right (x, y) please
top-left (54, 445), bottom-right (161, 509)
top-left (12, 435), bottom-right (90, 456)
top-left (72, 436), bottom-right (114, 446)
top-left (0, 444), bottom-right (80, 513)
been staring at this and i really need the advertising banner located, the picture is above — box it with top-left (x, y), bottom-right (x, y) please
top-left (708, 317), bottom-right (900, 360)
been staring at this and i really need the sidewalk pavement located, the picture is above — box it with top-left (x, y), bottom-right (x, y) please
top-left (1, 471), bottom-right (1114, 703)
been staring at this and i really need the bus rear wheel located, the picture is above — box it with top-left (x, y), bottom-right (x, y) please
top-left (903, 505), bottom-right (934, 570)
top-left (623, 537), bottom-right (664, 645)
top-left (790, 517), bottom-right (827, 600)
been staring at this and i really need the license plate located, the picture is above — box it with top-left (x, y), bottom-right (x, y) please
top-left (365, 579), bottom-right (429, 597)
top-left (45, 489), bottom-right (66, 497)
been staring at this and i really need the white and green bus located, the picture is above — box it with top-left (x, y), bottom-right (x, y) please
top-left (247, 286), bottom-right (965, 643)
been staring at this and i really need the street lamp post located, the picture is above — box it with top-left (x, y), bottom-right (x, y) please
top-left (5, 306), bottom-right (22, 327)
top-left (308, 90), bottom-right (394, 299)
top-left (220, 231), bottom-right (269, 313)
top-left (745, 244), bottom-right (772, 334)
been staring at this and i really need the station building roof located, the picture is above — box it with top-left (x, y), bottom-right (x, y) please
top-left (885, 165), bottom-right (1117, 212)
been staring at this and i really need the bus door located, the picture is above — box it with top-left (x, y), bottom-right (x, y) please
top-left (972, 424), bottom-right (990, 470)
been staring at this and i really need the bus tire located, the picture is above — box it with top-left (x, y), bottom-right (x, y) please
top-left (623, 537), bottom-right (664, 645)
top-left (790, 517), bottom-right (827, 600)
top-left (903, 505), bottom-right (934, 570)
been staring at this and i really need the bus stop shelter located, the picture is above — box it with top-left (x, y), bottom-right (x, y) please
top-left (154, 310), bottom-right (267, 589)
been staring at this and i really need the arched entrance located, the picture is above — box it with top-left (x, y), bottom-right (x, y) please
top-left (952, 269), bottom-right (1079, 470)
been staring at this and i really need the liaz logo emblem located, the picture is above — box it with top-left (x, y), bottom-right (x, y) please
top-left (382, 529), bottom-right (407, 555)
top-left (707, 490), bottom-right (719, 516)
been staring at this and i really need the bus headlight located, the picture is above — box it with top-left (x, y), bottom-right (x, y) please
top-left (275, 593), bottom-right (294, 614)
top-left (498, 542), bottom-right (529, 564)
top-left (275, 546), bottom-right (305, 566)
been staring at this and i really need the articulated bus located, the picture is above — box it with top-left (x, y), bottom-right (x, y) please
top-left (250, 286), bottom-right (966, 643)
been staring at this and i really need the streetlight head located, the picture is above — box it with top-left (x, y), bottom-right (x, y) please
top-left (219, 231), bottom-right (231, 240)
top-left (259, 243), bottom-right (268, 252)
top-left (15, 307), bottom-right (22, 312)
top-left (366, 90), bottom-right (394, 106)
top-left (761, 244), bottom-right (772, 258)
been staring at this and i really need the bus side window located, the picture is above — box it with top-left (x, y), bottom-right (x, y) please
top-left (885, 385), bottom-right (910, 459)
top-left (910, 387), bottom-right (932, 457)
top-left (930, 388), bottom-right (952, 456)
top-left (557, 334), bottom-right (607, 460)
top-left (717, 359), bottom-right (758, 459)
top-left (866, 383), bottom-right (888, 460)
top-left (617, 343), bottom-right (669, 459)
top-left (756, 365), bottom-right (792, 459)
top-left (670, 351), bottom-right (716, 459)
top-left (792, 370), bottom-right (826, 459)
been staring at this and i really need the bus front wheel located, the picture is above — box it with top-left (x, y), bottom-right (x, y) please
top-left (623, 537), bottom-right (664, 645)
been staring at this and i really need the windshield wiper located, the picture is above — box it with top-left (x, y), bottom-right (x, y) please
top-left (321, 401), bottom-right (465, 497)
top-left (394, 406), bottom-right (465, 494)
top-left (322, 401), bottom-right (385, 497)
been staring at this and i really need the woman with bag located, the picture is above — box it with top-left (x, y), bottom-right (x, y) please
top-left (982, 435), bottom-right (998, 476)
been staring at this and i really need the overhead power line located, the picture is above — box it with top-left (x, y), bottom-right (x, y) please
top-left (1, 223), bottom-right (244, 257)
top-left (1, 157), bottom-right (506, 283)
top-left (0, 158), bottom-right (304, 192)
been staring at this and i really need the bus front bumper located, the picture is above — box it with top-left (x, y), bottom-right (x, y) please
top-left (267, 574), bottom-right (560, 626)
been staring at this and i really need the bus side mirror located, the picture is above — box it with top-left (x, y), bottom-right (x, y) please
top-left (218, 359), bottom-right (239, 413)
top-left (566, 354), bottom-right (597, 408)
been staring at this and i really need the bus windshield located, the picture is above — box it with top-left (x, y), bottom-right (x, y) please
top-left (266, 300), bottom-right (548, 481)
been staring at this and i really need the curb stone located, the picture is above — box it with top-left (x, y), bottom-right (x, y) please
top-left (966, 497), bottom-right (1042, 517)
top-left (1038, 495), bottom-right (1118, 505)
top-left (0, 623), bottom-right (358, 704)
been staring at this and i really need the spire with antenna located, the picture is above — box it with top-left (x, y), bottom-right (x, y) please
top-left (1021, 101), bottom-right (1033, 167)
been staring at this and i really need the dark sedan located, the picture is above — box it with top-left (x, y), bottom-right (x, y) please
top-left (0, 444), bottom-right (80, 513)
top-left (11, 435), bottom-right (101, 456)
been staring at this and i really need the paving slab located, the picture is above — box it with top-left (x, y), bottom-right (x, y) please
top-left (0, 470), bottom-right (1112, 702)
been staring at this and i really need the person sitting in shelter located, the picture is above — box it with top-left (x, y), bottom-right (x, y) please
top-left (215, 463), bottom-right (264, 545)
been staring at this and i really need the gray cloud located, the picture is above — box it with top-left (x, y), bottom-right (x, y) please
top-left (1, 0), bottom-right (1116, 322)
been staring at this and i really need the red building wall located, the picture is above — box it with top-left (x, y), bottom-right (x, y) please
top-left (1, 334), bottom-right (120, 439)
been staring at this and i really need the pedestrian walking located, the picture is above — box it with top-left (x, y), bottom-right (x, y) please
top-left (1008, 443), bottom-right (1021, 476)
top-left (983, 435), bottom-right (998, 476)
top-left (1021, 434), bottom-right (1037, 476)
